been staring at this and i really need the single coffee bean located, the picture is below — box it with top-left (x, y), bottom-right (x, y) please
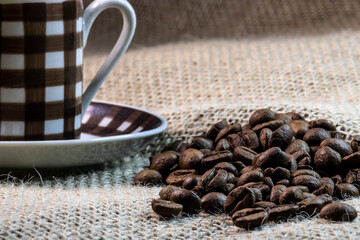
top-left (291, 169), bottom-right (321, 180)
top-left (234, 146), bottom-right (257, 165)
top-left (227, 133), bottom-right (244, 149)
top-left (237, 170), bottom-right (264, 186)
top-left (320, 203), bottom-right (357, 222)
top-left (170, 189), bottom-right (201, 214)
top-left (227, 172), bottom-right (238, 185)
top-left (309, 119), bottom-right (336, 131)
top-left (215, 123), bottom-right (242, 143)
top-left (215, 138), bottom-right (231, 151)
top-left (276, 179), bottom-right (290, 186)
top-left (320, 138), bottom-right (353, 157)
top-left (214, 162), bottom-right (239, 176)
top-left (198, 169), bottom-right (228, 193)
top-left (201, 192), bottom-right (227, 213)
top-left (272, 167), bottom-right (291, 182)
top-left (231, 161), bottom-right (246, 172)
top-left (247, 187), bottom-right (263, 202)
top-left (292, 175), bottom-right (321, 190)
top-left (350, 135), bottom-right (360, 152)
top-left (286, 112), bottom-right (305, 121)
top-left (319, 177), bottom-right (334, 186)
top-left (252, 147), bottom-right (291, 169)
top-left (243, 182), bottom-right (271, 197)
top-left (134, 169), bottom-right (162, 185)
top-left (296, 185), bottom-right (309, 193)
top-left (159, 185), bottom-right (180, 200)
top-left (222, 183), bottom-right (236, 195)
top-left (331, 175), bottom-right (342, 184)
top-left (253, 119), bottom-right (287, 134)
top-left (292, 150), bottom-right (311, 166)
top-left (206, 119), bottom-right (228, 141)
top-left (279, 186), bottom-right (305, 204)
top-left (296, 197), bottom-right (313, 208)
top-left (263, 176), bottom-right (274, 188)
top-left (254, 201), bottom-right (276, 209)
top-left (334, 183), bottom-right (360, 199)
top-left (151, 199), bottom-right (183, 219)
top-left (263, 167), bottom-right (274, 177)
top-left (259, 128), bottom-right (272, 151)
top-left (201, 150), bottom-right (233, 168)
top-left (249, 109), bottom-right (276, 127)
top-left (240, 129), bottom-right (260, 152)
top-left (270, 184), bottom-right (287, 203)
top-left (342, 152), bottom-right (360, 168)
top-left (232, 208), bottom-right (268, 229)
top-left (299, 194), bottom-right (333, 216)
top-left (224, 186), bottom-right (256, 216)
top-left (343, 169), bottom-right (360, 184)
top-left (314, 146), bottom-right (342, 171)
top-left (313, 184), bottom-right (334, 196)
top-left (150, 151), bottom-right (179, 175)
top-left (288, 120), bottom-right (310, 139)
top-left (182, 174), bottom-right (201, 190)
top-left (267, 204), bottom-right (299, 222)
top-left (166, 169), bottom-right (196, 186)
top-left (189, 137), bottom-right (214, 150)
top-left (240, 166), bottom-right (261, 175)
top-left (275, 113), bottom-right (292, 125)
top-left (168, 140), bottom-right (188, 153)
top-left (269, 125), bottom-right (294, 150)
top-left (179, 148), bottom-right (204, 169)
top-left (303, 128), bottom-right (331, 146)
top-left (303, 192), bottom-right (316, 199)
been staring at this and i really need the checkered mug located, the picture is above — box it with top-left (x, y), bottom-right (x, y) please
top-left (0, 0), bottom-right (135, 140)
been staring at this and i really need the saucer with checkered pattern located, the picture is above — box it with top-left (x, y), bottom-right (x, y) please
top-left (0, 101), bottom-right (167, 168)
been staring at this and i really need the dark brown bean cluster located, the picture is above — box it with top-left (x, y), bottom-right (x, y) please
top-left (134, 109), bottom-right (359, 230)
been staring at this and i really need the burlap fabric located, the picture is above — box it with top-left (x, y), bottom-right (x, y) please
top-left (1, 0), bottom-right (360, 239)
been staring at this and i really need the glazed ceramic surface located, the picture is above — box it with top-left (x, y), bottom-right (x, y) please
top-left (0, 101), bottom-right (167, 168)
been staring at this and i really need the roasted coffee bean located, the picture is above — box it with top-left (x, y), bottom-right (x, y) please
top-left (168, 140), bottom-right (188, 153)
top-left (272, 167), bottom-right (290, 182)
top-left (314, 146), bottom-right (342, 171)
top-left (279, 186), bottom-right (304, 204)
top-left (253, 119), bottom-right (288, 134)
top-left (240, 166), bottom-right (261, 175)
top-left (215, 123), bottom-right (242, 143)
top-left (159, 185), bottom-right (180, 200)
top-left (288, 120), bottom-right (310, 139)
top-left (309, 119), bottom-right (336, 131)
top-left (231, 161), bottom-right (246, 172)
top-left (303, 128), bottom-right (331, 146)
top-left (227, 133), bottom-right (244, 149)
top-left (201, 150), bottom-right (233, 168)
top-left (214, 162), bottom-right (239, 176)
top-left (150, 151), bottom-right (179, 175)
top-left (189, 137), bottom-right (214, 150)
top-left (232, 208), bottom-right (268, 229)
top-left (243, 124), bottom-right (252, 130)
top-left (268, 124), bottom-right (294, 150)
top-left (254, 201), bottom-right (276, 209)
top-left (201, 192), bottom-right (227, 213)
top-left (296, 185), bottom-right (309, 193)
top-left (170, 189), bottom-right (201, 214)
top-left (313, 177), bottom-right (334, 196)
top-left (286, 112), bottom-right (305, 121)
top-left (267, 204), bottom-right (299, 222)
top-left (351, 135), bottom-right (360, 152)
top-left (226, 172), bottom-right (238, 185)
top-left (291, 169), bottom-right (321, 179)
top-left (343, 169), bottom-right (360, 184)
top-left (303, 192), bottom-right (316, 199)
top-left (296, 165), bottom-right (314, 170)
top-left (200, 149), bottom-right (212, 155)
top-left (319, 177), bottom-right (334, 185)
top-left (334, 183), bottom-right (360, 199)
top-left (234, 146), bottom-right (257, 165)
top-left (276, 179), bottom-right (290, 186)
top-left (331, 175), bottom-right (342, 184)
top-left (240, 129), bottom-right (260, 152)
top-left (263, 167), bottom-right (274, 177)
top-left (342, 152), bottom-right (360, 168)
top-left (243, 182), bottom-right (271, 197)
top-left (198, 169), bottom-right (228, 193)
top-left (151, 199), bottom-right (183, 219)
top-left (206, 119), bottom-right (228, 141)
top-left (248, 187), bottom-right (263, 202)
top-left (299, 194), bottom-right (333, 216)
top-left (249, 109), bottom-right (276, 127)
top-left (275, 113), bottom-right (292, 124)
top-left (320, 138), bottom-right (353, 157)
top-left (259, 128), bottom-right (272, 150)
top-left (296, 197), bottom-right (313, 207)
top-left (237, 170), bottom-right (264, 186)
top-left (134, 169), bottom-right (162, 185)
top-left (263, 176), bottom-right (274, 188)
top-left (182, 174), bottom-right (201, 190)
top-left (292, 150), bottom-right (311, 166)
top-left (179, 148), bottom-right (204, 169)
top-left (252, 147), bottom-right (291, 169)
top-left (292, 175), bottom-right (321, 190)
top-left (166, 169), bottom-right (196, 186)
top-left (223, 183), bottom-right (236, 195)
top-left (310, 145), bottom-right (320, 156)
top-left (270, 184), bottom-right (287, 203)
top-left (320, 203), bottom-right (357, 222)
top-left (224, 186), bottom-right (256, 216)
top-left (215, 138), bottom-right (231, 151)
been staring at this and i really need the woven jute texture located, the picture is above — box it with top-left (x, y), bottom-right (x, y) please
top-left (2, 0), bottom-right (360, 239)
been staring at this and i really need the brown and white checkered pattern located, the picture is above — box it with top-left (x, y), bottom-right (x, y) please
top-left (0, 0), bottom-right (83, 140)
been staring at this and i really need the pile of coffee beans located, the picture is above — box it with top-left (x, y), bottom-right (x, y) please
top-left (134, 109), bottom-right (360, 230)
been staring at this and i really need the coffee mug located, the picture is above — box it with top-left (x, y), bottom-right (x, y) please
top-left (0, 0), bottom-right (136, 140)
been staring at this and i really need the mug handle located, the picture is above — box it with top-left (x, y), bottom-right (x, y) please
top-left (81, 0), bottom-right (136, 116)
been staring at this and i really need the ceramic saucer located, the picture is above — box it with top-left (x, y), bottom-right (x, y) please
top-left (0, 101), bottom-right (167, 168)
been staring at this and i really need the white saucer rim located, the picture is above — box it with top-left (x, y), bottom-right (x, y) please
top-left (0, 100), bottom-right (167, 147)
